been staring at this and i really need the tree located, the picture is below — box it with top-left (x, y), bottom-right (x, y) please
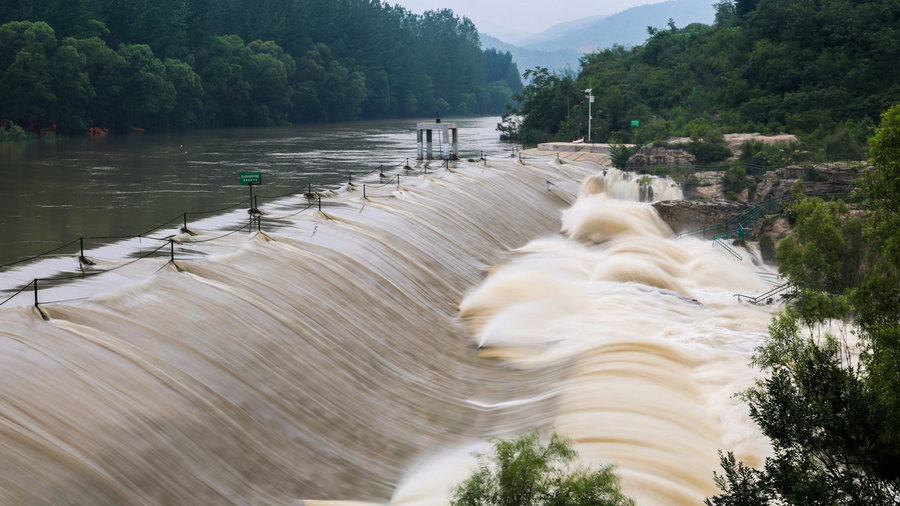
top-left (1, 1), bottom-right (522, 131)
top-left (707, 105), bottom-right (900, 505)
top-left (0, 21), bottom-right (58, 125)
top-left (73, 36), bottom-right (126, 129)
top-left (451, 432), bottom-right (634, 506)
top-left (47, 37), bottom-right (93, 130)
top-left (164, 57), bottom-right (203, 129)
top-left (116, 43), bottom-right (175, 130)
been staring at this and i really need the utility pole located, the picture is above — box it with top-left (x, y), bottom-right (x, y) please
top-left (585, 88), bottom-right (594, 143)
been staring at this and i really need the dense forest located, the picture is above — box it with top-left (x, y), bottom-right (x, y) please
top-left (504, 0), bottom-right (900, 150)
top-left (0, 0), bottom-right (522, 135)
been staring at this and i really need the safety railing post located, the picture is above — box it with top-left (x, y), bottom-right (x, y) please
top-left (318, 195), bottom-right (322, 212)
top-left (183, 212), bottom-right (187, 231)
top-left (170, 239), bottom-right (174, 262)
top-left (348, 172), bottom-right (352, 185)
top-left (80, 237), bottom-right (85, 259)
top-left (397, 174), bottom-right (400, 186)
top-left (33, 279), bottom-right (38, 307)
top-left (363, 184), bottom-right (367, 198)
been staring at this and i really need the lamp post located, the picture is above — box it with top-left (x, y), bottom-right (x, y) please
top-left (584, 88), bottom-right (594, 143)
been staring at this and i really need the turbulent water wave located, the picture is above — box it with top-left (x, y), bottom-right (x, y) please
top-left (455, 172), bottom-right (776, 505)
top-left (1, 158), bottom-right (774, 505)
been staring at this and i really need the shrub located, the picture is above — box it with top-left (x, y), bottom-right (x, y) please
top-left (722, 164), bottom-right (748, 197)
top-left (0, 122), bottom-right (27, 142)
top-left (451, 431), bottom-right (634, 506)
top-left (609, 144), bottom-right (638, 169)
top-left (683, 118), bottom-right (733, 162)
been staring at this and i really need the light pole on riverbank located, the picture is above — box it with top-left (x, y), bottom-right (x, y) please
top-left (585, 88), bottom-right (593, 143)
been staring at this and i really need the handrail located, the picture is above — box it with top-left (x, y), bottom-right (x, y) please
top-left (734, 282), bottom-right (795, 304)
top-left (713, 238), bottom-right (742, 261)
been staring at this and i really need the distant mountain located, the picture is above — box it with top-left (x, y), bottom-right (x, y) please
top-left (519, 0), bottom-right (717, 52)
top-left (481, 0), bottom-right (717, 72)
top-left (516, 14), bottom-right (610, 48)
top-left (480, 33), bottom-right (581, 74)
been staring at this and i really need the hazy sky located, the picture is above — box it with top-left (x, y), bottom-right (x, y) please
top-left (394, 0), bottom-right (670, 40)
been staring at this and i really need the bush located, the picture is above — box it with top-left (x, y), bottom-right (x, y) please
top-left (722, 164), bottom-right (748, 197)
top-left (609, 144), bottom-right (638, 169)
top-left (0, 122), bottom-right (27, 142)
top-left (683, 118), bottom-right (733, 162)
top-left (738, 139), bottom-right (798, 174)
top-left (803, 165), bottom-right (827, 182)
top-left (451, 431), bottom-right (634, 506)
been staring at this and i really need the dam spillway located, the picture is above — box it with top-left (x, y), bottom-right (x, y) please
top-left (0, 157), bottom-right (774, 504)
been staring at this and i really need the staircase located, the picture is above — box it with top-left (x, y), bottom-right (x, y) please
top-left (734, 281), bottom-right (796, 304)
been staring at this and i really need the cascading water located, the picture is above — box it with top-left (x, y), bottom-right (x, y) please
top-left (1, 158), bottom-right (774, 505)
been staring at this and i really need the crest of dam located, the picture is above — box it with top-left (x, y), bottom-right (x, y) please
top-left (0, 158), bottom-right (775, 505)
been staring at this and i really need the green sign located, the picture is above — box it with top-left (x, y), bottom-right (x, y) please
top-left (631, 120), bottom-right (640, 127)
top-left (240, 172), bottom-right (261, 185)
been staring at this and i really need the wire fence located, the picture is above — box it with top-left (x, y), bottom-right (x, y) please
top-left (1, 148), bottom-right (520, 308)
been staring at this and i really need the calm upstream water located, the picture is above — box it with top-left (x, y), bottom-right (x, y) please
top-left (0, 116), bottom-right (513, 268)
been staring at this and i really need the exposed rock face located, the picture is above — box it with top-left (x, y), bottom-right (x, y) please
top-left (751, 166), bottom-right (863, 203)
top-left (652, 199), bottom-right (748, 235)
top-left (625, 144), bottom-right (696, 170)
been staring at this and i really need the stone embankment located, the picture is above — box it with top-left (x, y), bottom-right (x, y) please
top-left (651, 199), bottom-right (748, 235)
top-left (626, 145), bottom-right (696, 170)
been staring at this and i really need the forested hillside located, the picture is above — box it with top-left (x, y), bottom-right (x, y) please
top-left (506, 0), bottom-right (900, 149)
top-left (0, 0), bottom-right (522, 134)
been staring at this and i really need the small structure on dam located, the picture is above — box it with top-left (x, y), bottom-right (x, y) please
top-left (417, 118), bottom-right (458, 160)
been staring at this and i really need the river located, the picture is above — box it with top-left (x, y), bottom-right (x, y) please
top-left (0, 123), bottom-right (775, 504)
top-left (0, 116), bottom-right (512, 268)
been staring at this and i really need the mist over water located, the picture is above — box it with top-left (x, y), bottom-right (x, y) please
top-left (1, 156), bottom-right (775, 505)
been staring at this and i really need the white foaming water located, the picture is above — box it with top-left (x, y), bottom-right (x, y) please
top-left (453, 175), bottom-right (776, 505)
top-left (1, 158), bottom-right (773, 505)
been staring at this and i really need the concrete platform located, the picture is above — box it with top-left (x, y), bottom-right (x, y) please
top-left (524, 144), bottom-right (612, 166)
top-left (536, 142), bottom-right (618, 153)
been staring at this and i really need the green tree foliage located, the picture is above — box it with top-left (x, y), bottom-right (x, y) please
top-left (0, 21), bottom-right (58, 124)
top-left (707, 105), bottom-right (900, 505)
top-left (500, 67), bottom-right (581, 144)
top-left (684, 118), bottom-right (732, 162)
top-left (0, 0), bottom-right (522, 132)
top-left (0, 121), bottom-right (26, 141)
top-left (722, 165), bottom-right (748, 199)
top-left (775, 198), bottom-right (866, 300)
top-left (506, 0), bottom-right (899, 148)
top-left (609, 144), bottom-right (638, 169)
top-left (451, 432), bottom-right (634, 506)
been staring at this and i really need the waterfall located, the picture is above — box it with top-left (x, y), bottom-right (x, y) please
top-left (0, 158), bottom-right (772, 505)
